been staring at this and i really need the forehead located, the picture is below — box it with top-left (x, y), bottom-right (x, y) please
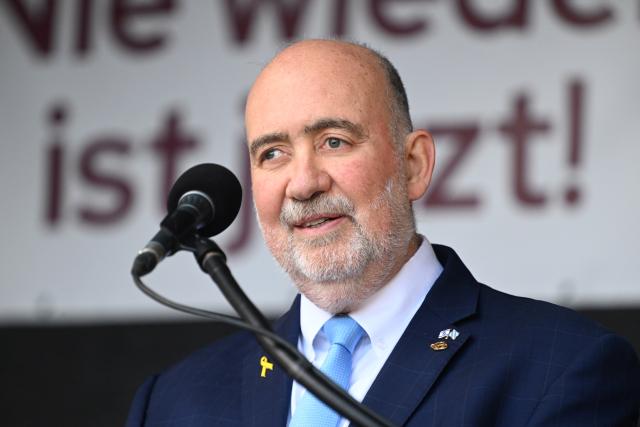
top-left (245, 42), bottom-right (390, 140)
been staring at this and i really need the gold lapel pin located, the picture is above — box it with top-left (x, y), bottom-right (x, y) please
top-left (259, 356), bottom-right (274, 377)
top-left (430, 341), bottom-right (448, 351)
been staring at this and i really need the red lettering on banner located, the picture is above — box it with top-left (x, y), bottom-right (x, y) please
top-left (564, 79), bottom-right (584, 205)
top-left (111, 0), bottom-right (176, 51)
top-left (224, 0), bottom-right (311, 43)
top-left (2, 0), bottom-right (628, 56)
top-left (75, 0), bottom-right (92, 55)
top-left (370, 0), bottom-right (430, 36)
top-left (223, 0), bottom-right (432, 43)
top-left (216, 0), bottom-right (624, 44)
top-left (424, 123), bottom-right (481, 209)
top-left (4, 0), bottom-right (56, 56)
top-left (551, 0), bottom-right (613, 26)
top-left (332, 0), bottom-right (348, 36)
top-left (45, 103), bottom-right (67, 225)
top-left (78, 138), bottom-right (133, 225)
top-left (40, 80), bottom-right (587, 250)
top-left (498, 93), bottom-right (551, 207)
top-left (2, 0), bottom-right (175, 57)
top-left (457, 0), bottom-right (528, 30)
top-left (417, 79), bottom-right (586, 211)
top-left (42, 104), bottom-right (203, 227)
top-left (149, 111), bottom-right (199, 210)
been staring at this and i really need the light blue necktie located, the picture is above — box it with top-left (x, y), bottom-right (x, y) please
top-left (290, 315), bottom-right (365, 427)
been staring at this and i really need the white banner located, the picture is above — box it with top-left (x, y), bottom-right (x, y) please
top-left (1, 0), bottom-right (639, 323)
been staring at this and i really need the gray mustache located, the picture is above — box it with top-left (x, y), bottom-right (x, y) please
top-left (280, 194), bottom-right (355, 226)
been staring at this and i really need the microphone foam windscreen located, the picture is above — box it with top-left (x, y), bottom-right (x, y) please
top-left (167, 163), bottom-right (243, 237)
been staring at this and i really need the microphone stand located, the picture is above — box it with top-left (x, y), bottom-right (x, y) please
top-left (183, 235), bottom-right (394, 427)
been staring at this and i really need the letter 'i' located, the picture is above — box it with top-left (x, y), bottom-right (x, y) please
top-left (45, 102), bottom-right (67, 225)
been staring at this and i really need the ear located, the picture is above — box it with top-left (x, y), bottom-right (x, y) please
top-left (403, 130), bottom-right (435, 201)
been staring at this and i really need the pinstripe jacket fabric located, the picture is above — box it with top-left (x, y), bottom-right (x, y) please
top-left (126, 245), bottom-right (640, 426)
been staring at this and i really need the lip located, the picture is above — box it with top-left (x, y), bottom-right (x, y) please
top-left (292, 215), bottom-right (347, 235)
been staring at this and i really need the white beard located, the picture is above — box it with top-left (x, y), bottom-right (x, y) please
top-left (258, 174), bottom-right (416, 313)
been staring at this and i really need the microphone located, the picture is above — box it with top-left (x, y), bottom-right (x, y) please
top-left (129, 165), bottom-right (392, 427)
top-left (132, 163), bottom-right (242, 276)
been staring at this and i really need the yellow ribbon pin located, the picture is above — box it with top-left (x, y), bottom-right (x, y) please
top-left (259, 356), bottom-right (274, 377)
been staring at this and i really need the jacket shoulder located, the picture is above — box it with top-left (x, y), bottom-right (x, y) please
top-left (477, 283), bottom-right (610, 338)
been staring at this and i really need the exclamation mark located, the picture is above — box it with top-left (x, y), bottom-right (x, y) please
top-left (565, 79), bottom-right (583, 206)
top-left (45, 103), bottom-right (67, 225)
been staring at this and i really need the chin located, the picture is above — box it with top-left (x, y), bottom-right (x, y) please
top-left (295, 277), bottom-right (383, 314)
top-left (289, 254), bottom-right (394, 314)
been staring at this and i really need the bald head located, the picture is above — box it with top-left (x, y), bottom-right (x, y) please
top-left (246, 40), bottom-right (412, 149)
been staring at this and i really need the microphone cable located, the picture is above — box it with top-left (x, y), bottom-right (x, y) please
top-left (131, 237), bottom-right (395, 427)
top-left (131, 272), bottom-right (301, 359)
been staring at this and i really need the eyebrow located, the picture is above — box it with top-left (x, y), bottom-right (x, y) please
top-left (303, 117), bottom-right (367, 140)
top-left (248, 117), bottom-right (367, 158)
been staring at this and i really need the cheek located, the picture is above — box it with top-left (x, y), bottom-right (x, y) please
top-left (251, 173), bottom-right (284, 225)
top-left (336, 155), bottom-right (395, 200)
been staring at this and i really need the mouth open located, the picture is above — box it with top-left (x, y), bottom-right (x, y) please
top-left (294, 215), bottom-right (344, 229)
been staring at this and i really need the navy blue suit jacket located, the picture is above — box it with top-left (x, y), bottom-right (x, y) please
top-left (127, 245), bottom-right (640, 426)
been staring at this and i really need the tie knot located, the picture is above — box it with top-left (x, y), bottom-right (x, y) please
top-left (322, 315), bottom-right (364, 354)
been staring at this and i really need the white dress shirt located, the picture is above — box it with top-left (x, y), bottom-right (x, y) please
top-left (289, 237), bottom-right (444, 426)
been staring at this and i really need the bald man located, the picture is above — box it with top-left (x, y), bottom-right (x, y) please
top-left (127, 40), bottom-right (640, 426)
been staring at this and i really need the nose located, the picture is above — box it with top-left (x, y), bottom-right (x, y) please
top-left (285, 152), bottom-right (331, 201)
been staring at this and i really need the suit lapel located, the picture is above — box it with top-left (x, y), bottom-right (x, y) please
top-left (361, 245), bottom-right (479, 426)
top-left (241, 297), bottom-right (301, 427)
top-left (238, 246), bottom-right (479, 426)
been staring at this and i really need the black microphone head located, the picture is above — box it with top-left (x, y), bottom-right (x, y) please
top-left (167, 163), bottom-right (242, 237)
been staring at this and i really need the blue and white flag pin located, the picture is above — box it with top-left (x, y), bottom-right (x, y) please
top-left (438, 328), bottom-right (460, 340)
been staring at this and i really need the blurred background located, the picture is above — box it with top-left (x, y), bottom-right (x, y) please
top-left (1, 0), bottom-right (639, 425)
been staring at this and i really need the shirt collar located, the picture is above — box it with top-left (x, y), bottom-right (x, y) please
top-left (299, 236), bottom-right (443, 359)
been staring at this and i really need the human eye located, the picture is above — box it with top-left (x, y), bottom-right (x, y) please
top-left (259, 147), bottom-right (285, 163)
top-left (323, 137), bottom-right (348, 149)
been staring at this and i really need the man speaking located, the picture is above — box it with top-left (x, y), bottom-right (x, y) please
top-left (127, 40), bottom-right (640, 426)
